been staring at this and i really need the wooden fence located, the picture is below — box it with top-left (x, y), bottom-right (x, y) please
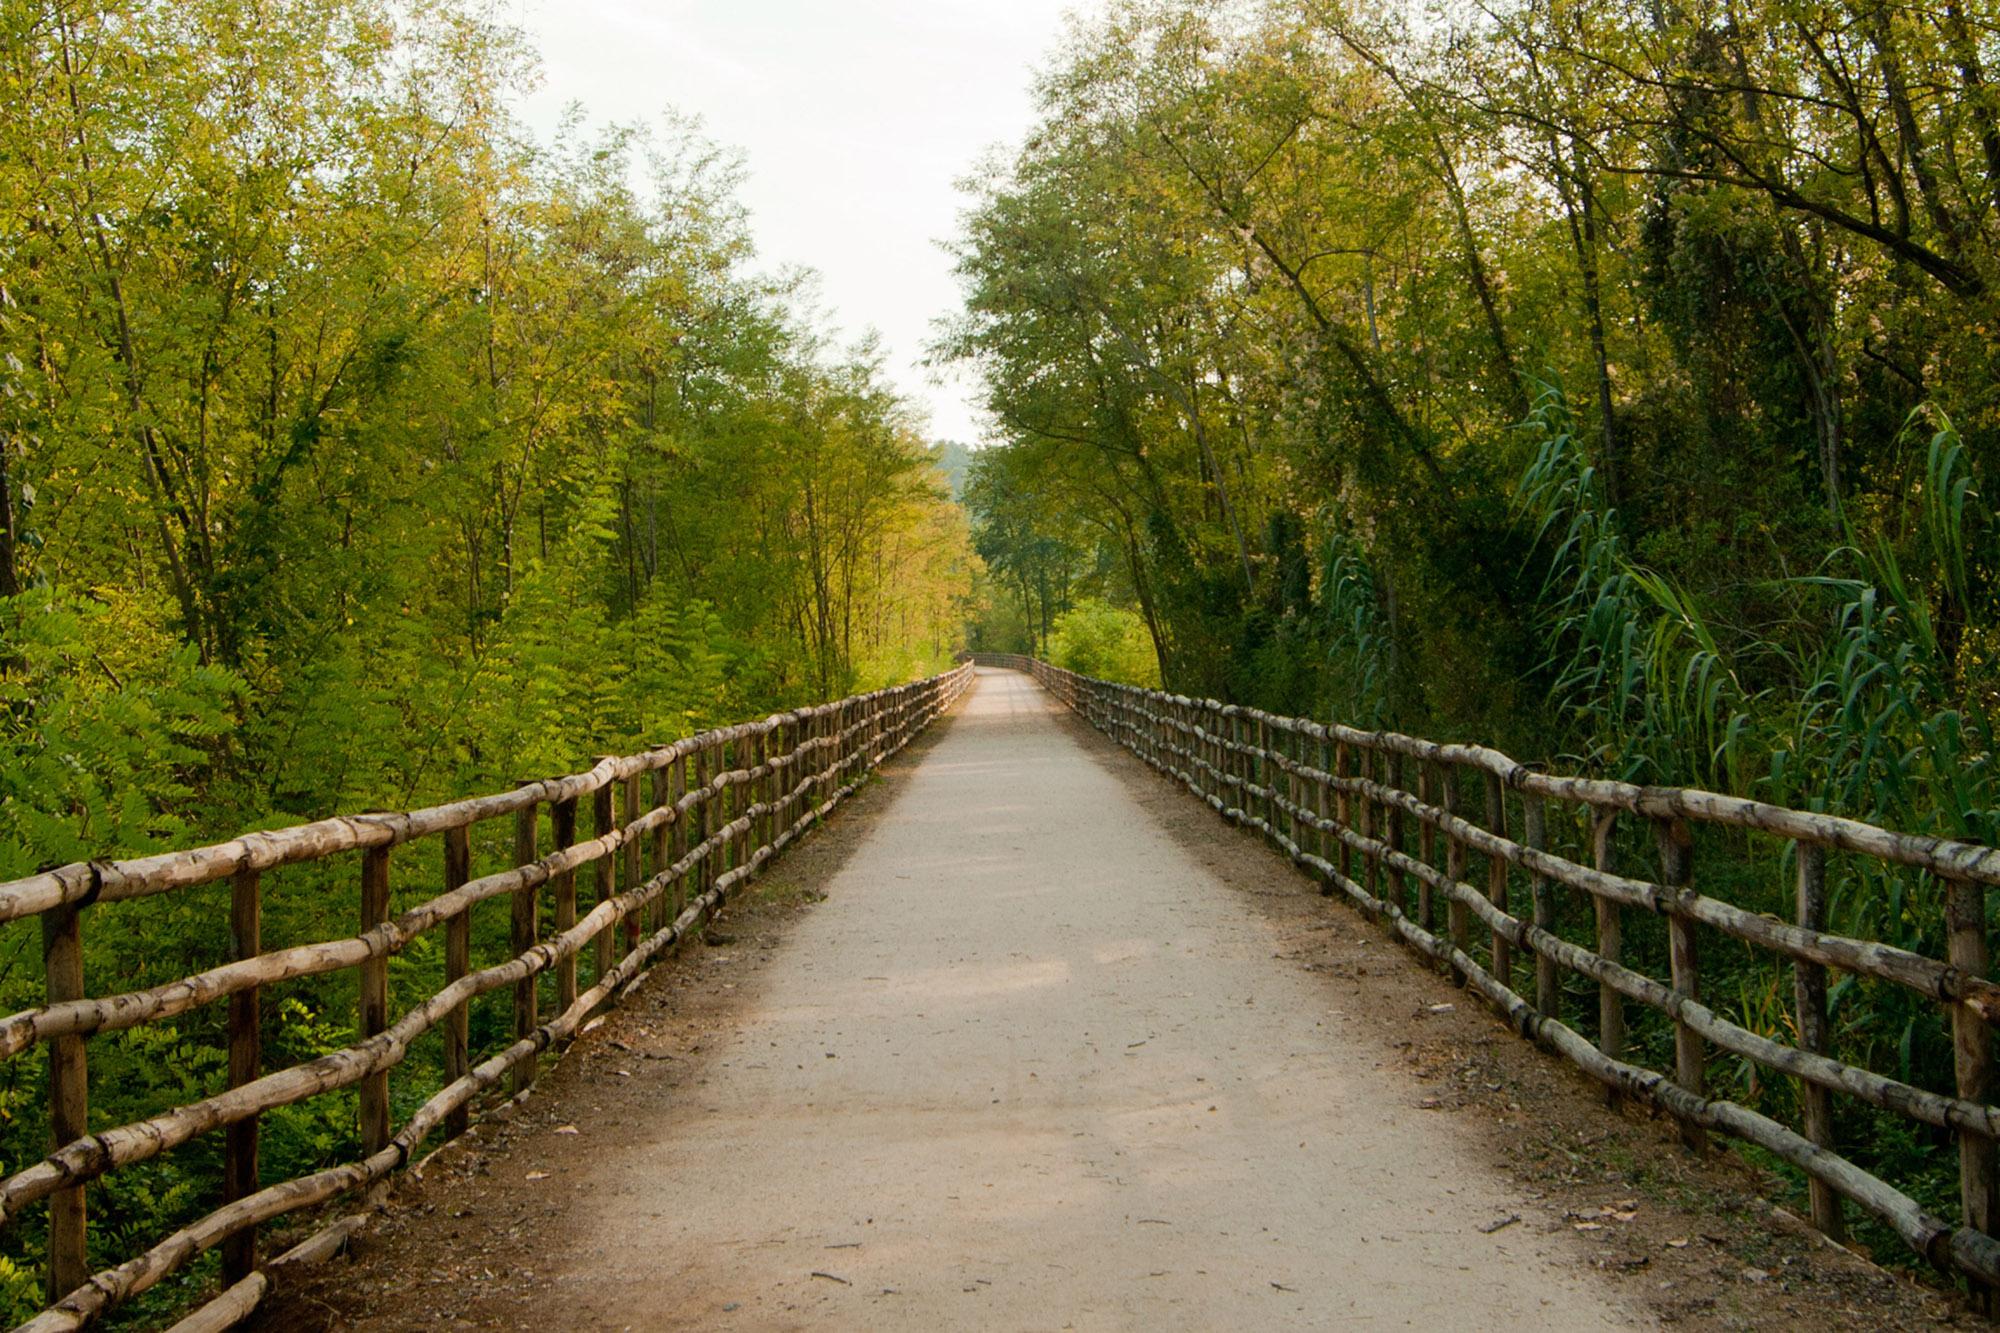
top-left (0, 662), bottom-right (973, 1332)
top-left (972, 653), bottom-right (2000, 1298)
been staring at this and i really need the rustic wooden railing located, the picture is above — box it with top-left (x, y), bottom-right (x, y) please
top-left (974, 653), bottom-right (2000, 1299)
top-left (0, 662), bottom-right (973, 1332)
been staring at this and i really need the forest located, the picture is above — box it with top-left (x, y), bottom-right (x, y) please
top-left (949, 0), bottom-right (2000, 1261)
top-left (0, 1), bottom-right (979, 870)
top-left (0, 2), bottom-right (972, 1316)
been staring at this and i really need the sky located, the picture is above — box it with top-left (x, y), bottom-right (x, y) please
top-left (508, 0), bottom-right (1086, 447)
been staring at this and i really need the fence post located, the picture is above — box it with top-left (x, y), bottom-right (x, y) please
top-left (1220, 711), bottom-right (1235, 817)
top-left (782, 716), bottom-right (799, 832)
top-left (1282, 723), bottom-right (1299, 852)
top-left (840, 701), bottom-right (853, 787)
top-left (1657, 816), bottom-right (1706, 1150)
top-left (1360, 747), bottom-right (1379, 904)
top-left (1195, 703), bottom-right (1207, 798)
top-left (1793, 842), bottom-right (1843, 1240)
top-left (42, 902), bottom-right (87, 1303)
top-left (1224, 707), bottom-right (1234, 807)
top-left (1592, 811), bottom-right (1624, 1108)
top-left (1200, 704), bottom-right (1216, 800)
top-left (1484, 771), bottom-right (1511, 992)
top-left (223, 866), bottom-right (262, 1284)
top-left (443, 825), bottom-right (472, 1139)
top-left (622, 773), bottom-right (642, 953)
top-left (747, 729), bottom-right (764, 859)
top-left (760, 728), bottom-right (776, 852)
top-left (697, 739), bottom-right (717, 899)
top-left (1293, 726), bottom-right (1306, 854)
top-left (651, 766), bottom-right (671, 933)
top-left (1209, 707), bottom-right (1221, 803)
top-left (1948, 873), bottom-right (1996, 1310)
top-left (1388, 752), bottom-right (1407, 916)
top-left (1253, 715), bottom-right (1269, 831)
top-left (805, 708), bottom-right (816, 805)
top-left (512, 795), bottom-right (539, 1096)
top-left (1216, 712), bottom-right (1232, 816)
top-left (665, 755), bottom-right (687, 923)
top-left (359, 846), bottom-right (391, 1153)
top-left (1524, 795), bottom-right (1557, 1021)
top-left (728, 739), bottom-right (747, 873)
top-left (792, 710), bottom-right (803, 803)
top-left (1191, 703), bottom-right (1204, 795)
top-left (1253, 711), bottom-right (1267, 817)
top-left (1335, 742), bottom-right (1353, 882)
top-left (1208, 704), bottom-right (1221, 802)
top-left (757, 726), bottom-right (773, 856)
top-left (1232, 704), bottom-right (1248, 820)
top-left (1316, 733), bottom-right (1333, 893)
top-left (592, 777), bottom-right (616, 985)
top-left (1416, 762), bottom-right (1436, 931)
top-left (551, 797), bottom-right (578, 1016)
top-left (727, 738), bottom-right (745, 874)
top-left (1294, 726), bottom-right (1309, 856)
top-left (1443, 764), bottom-right (1469, 982)
top-left (1238, 712), bottom-right (1250, 820)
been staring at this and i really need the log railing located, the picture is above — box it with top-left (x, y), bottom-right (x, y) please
top-left (0, 662), bottom-right (973, 1331)
top-left (975, 653), bottom-right (2000, 1297)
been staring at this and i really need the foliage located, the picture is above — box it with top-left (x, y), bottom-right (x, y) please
top-left (1514, 384), bottom-right (1757, 790)
top-left (1047, 599), bottom-right (1160, 687)
top-left (0, 589), bottom-right (243, 879)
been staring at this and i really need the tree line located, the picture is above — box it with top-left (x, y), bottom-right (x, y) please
top-left (0, 0), bottom-right (976, 879)
top-left (947, 0), bottom-right (1998, 1249)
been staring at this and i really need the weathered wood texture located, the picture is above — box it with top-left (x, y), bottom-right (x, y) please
top-left (221, 868), bottom-right (260, 1285)
top-left (1, 663), bottom-right (974, 1332)
top-left (981, 654), bottom-right (2000, 1299)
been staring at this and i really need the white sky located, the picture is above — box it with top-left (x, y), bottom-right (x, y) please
top-left (508, 0), bottom-right (1086, 447)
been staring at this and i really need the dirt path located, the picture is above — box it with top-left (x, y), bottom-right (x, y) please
top-left (267, 668), bottom-right (1964, 1331)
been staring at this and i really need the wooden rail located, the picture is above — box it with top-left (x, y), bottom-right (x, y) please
top-left (0, 663), bottom-right (974, 1331)
top-left (972, 653), bottom-right (2000, 1296)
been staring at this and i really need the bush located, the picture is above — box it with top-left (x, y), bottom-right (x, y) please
top-left (1047, 600), bottom-right (1160, 686)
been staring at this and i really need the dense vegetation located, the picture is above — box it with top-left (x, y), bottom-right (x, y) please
top-left (0, 1), bottom-right (971, 1316)
top-left (948, 0), bottom-right (1998, 1260)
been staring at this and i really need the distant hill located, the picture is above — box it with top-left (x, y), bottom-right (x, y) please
top-left (931, 440), bottom-right (972, 502)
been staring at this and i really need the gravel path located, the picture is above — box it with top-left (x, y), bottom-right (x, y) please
top-left (527, 667), bottom-right (1647, 1328)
